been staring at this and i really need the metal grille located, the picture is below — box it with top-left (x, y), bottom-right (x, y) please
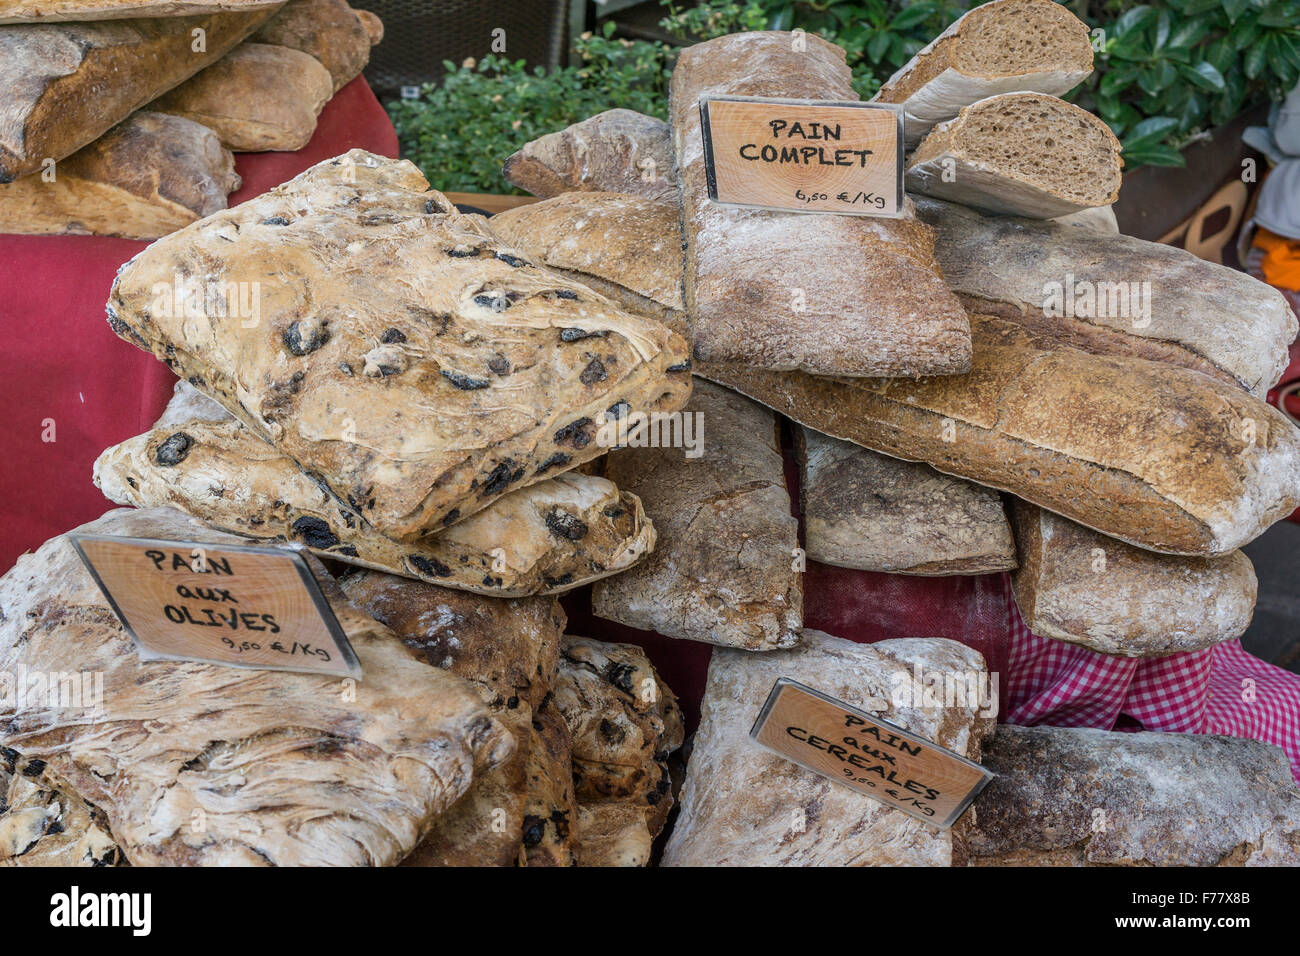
top-left (362, 0), bottom-right (569, 100)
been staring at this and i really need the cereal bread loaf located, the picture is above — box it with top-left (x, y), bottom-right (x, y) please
top-left (502, 108), bottom-right (676, 201)
top-left (252, 0), bottom-right (379, 92)
top-left (1009, 500), bottom-right (1256, 657)
top-left (0, 111), bottom-right (238, 239)
top-left (670, 31), bottom-right (972, 376)
top-left (905, 92), bottom-right (1122, 218)
top-left (0, 0), bottom-right (279, 22)
top-left (0, 9), bottom-right (279, 181)
top-left (152, 42), bottom-right (333, 151)
top-left (106, 150), bottom-right (691, 543)
top-left (872, 0), bottom-right (1094, 148)
top-left (0, 508), bottom-right (514, 866)
top-left (797, 425), bottom-right (1015, 575)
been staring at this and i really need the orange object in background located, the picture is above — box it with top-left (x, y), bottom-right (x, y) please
top-left (1253, 226), bottom-right (1300, 292)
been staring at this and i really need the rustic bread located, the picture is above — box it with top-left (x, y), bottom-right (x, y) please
top-left (700, 314), bottom-right (1300, 557)
top-left (152, 42), bottom-right (333, 151)
top-left (663, 631), bottom-right (996, 866)
top-left (915, 196), bottom-right (1297, 396)
top-left (797, 425), bottom-right (1015, 575)
top-left (0, 508), bottom-right (513, 866)
top-left (522, 695), bottom-right (578, 866)
top-left (670, 31), bottom-right (972, 376)
top-left (1052, 203), bottom-right (1119, 234)
top-left (253, 0), bottom-right (379, 92)
top-left (106, 150), bottom-right (691, 543)
top-left (970, 726), bottom-right (1300, 866)
top-left (0, 9), bottom-right (278, 181)
top-left (1009, 500), bottom-right (1256, 657)
top-left (592, 378), bottom-right (803, 650)
top-left (0, 751), bottom-right (121, 867)
top-left (872, 0), bottom-right (1094, 148)
top-left (0, 0), bottom-right (280, 21)
top-left (905, 92), bottom-right (1122, 218)
top-left (503, 108), bottom-right (676, 201)
top-left (574, 802), bottom-right (652, 867)
top-left (0, 111), bottom-right (238, 240)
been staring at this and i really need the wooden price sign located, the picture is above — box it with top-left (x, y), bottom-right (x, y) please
top-left (69, 534), bottom-right (361, 678)
top-left (750, 678), bottom-right (992, 828)
top-left (699, 95), bottom-right (903, 217)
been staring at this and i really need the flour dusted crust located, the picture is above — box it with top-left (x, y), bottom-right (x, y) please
top-left (575, 802), bottom-right (652, 867)
top-left (152, 43), bottom-right (333, 152)
top-left (522, 695), bottom-right (578, 866)
top-left (253, 0), bottom-right (379, 93)
top-left (106, 150), bottom-right (691, 543)
top-left (969, 726), bottom-right (1300, 866)
top-left (94, 383), bottom-right (657, 597)
top-left (0, 751), bottom-right (121, 867)
top-left (1010, 501), bottom-right (1256, 657)
top-left (797, 425), bottom-right (1014, 575)
top-left (0, 10), bottom-right (278, 180)
top-left (0, 112), bottom-right (239, 240)
top-left (670, 31), bottom-right (971, 377)
top-left (663, 631), bottom-right (996, 866)
top-left (0, 508), bottom-right (513, 866)
top-left (593, 379), bottom-right (802, 649)
top-left (0, 0), bottom-right (281, 22)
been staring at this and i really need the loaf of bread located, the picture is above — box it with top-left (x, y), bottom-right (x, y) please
top-left (107, 150), bottom-right (691, 543)
top-left (700, 314), bottom-right (1300, 557)
top-left (591, 378), bottom-right (803, 650)
top-left (1052, 203), bottom-right (1119, 234)
top-left (1009, 500), bottom-right (1256, 657)
top-left (0, 751), bottom-right (121, 867)
top-left (522, 696), bottom-right (578, 867)
top-left (574, 802), bottom-right (652, 867)
top-left (0, 111), bottom-right (238, 240)
top-left (0, 508), bottom-right (513, 866)
top-left (670, 31), bottom-right (972, 377)
top-left (905, 92), bottom-right (1122, 218)
top-left (872, 0), bottom-right (1094, 148)
top-left (970, 726), bottom-right (1300, 866)
top-left (663, 631), bottom-right (996, 866)
top-left (915, 196), bottom-right (1298, 397)
top-left (798, 425), bottom-right (1015, 575)
top-left (0, 0), bottom-right (280, 22)
top-left (152, 42), bottom-right (333, 151)
top-left (502, 108), bottom-right (676, 201)
top-left (0, 9), bottom-right (278, 181)
top-left (253, 0), bottom-right (379, 92)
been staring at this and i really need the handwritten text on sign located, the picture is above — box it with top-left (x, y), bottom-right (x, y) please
top-left (750, 678), bottom-right (992, 828)
top-left (700, 96), bottom-right (903, 217)
top-left (70, 534), bottom-right (361, 678)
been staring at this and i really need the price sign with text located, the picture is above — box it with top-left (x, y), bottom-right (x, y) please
top-left (700, 95), bottom-right (903, 217)
top-left (70, 534), bottom-right (361, 678)
top-left (750, 678), bottom-right (992, 828)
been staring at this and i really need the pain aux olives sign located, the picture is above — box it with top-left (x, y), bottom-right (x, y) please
top-left (699, 95), bottom-right (903, 216)
top-left (750, 678), bottom-right (992, 828)
top-left (69, 535), bottom-right (361, 678)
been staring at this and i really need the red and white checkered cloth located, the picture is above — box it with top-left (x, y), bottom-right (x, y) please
top-left (1002, 576), bottom-right (1300, 783)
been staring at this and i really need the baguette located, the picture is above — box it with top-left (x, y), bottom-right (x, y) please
top-left (797, 425), bottom-right (1015, 575)
top-left (670, 31), bottom-right (972, 377)
top-left (872, 0), bottom-right (1094, 148)
top-left (0, 0), bottom-right (280, 22)
top-left (252, 0), bottom-right (379, 92)
top-left (0, 111), bottom-right (238, 240)
top-left (1009, 500), bottom-right (1256, 657)
top-left (905, 92), bottom-right (1122, 218)
top-left (0, 8), bottom-right (279, 181)
top-left (151, 42), bottom-right (333, 151)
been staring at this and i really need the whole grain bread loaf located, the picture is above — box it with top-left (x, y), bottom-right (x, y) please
top-left (152, 42), bottom-right (333, 151)
top-left (0, 8), bottom-right (278, 181)
top-left (0, 0), bottom-right (279, 21)
top-left (1009, 500), bottom-right (1256, 657)
top-left (872, 0), bottom-right (1094, 148)
top-left (106, 150), bottom-right (691, 543)
top-left (252, 0), bottom-right (379, 92)
top-left (905, 92), bottom-right (1122, 217)
top-left (670, 31), bottom-right (972, 377)
top-left (0, 111), bottom-right (238, 239)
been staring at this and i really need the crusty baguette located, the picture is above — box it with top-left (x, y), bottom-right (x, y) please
top-left (0, 9), bottom-right (279, 181)
top-left (0, 0), bottom-right (279, 22)
top-left (0, 111), bottom-right (238, 240)
top-left (106, 150), bottom-right (692, 543)
top-left (152, 42), bottom-right (333, 151)
top-left (700, 314), bottom-right (1300, 557)
top-left (872, 0), bottom-right (1093, 148)
top-left (1009, 500), bottom-right (1256, 657)
top-left (502, 108), bottom-right (676, 202)
top-left (252, 0), bottom-right (378, 92)
top-left (797, 425), bottom-right (1015, 575)
top-left (905, 92), bottom-right (1122, 218)
top-left (670, 31), bottom-right (972, 377)
top-left (914, 196), bottom-right (1298, 397)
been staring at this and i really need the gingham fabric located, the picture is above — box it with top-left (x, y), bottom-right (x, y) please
top-left (1002, 575), bottom-right (1300, 783)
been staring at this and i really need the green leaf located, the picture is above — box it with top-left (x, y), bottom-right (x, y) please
top-left (1099, 64), bottom-right (1140, 96)
top-left (1126, 115), bottom-right (1181, 147)
top-left (1124, 143), bottom-right (1188, 167)
top-left (1114, 4), bottom-right (1157, 37)
top-left (1244, 41), bottom-right (1269, 78)
top-left (1168, 20), bottom-right (1209, 50)
top-left (868, 30), bottom-right (892, 63)
top-left (768, 8), bottom-right (794, 31)
top-left (1223, 0), bottom-right (1252, 22)
top-left (1153, 9), bottom-right (1172, 49)
top-left (1181, 60), bottom-right (1227, 91)
top-left (889, 4), bottom-right (936, 31)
